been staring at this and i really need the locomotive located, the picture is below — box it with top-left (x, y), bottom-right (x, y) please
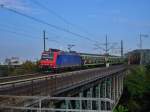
top-left (39, 48), bottom-right (123, 71)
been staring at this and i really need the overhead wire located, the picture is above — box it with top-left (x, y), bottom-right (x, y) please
top-left (0, 26), bottom-right (61, 44)
top-left (0, 4), bottom-right (98, 44)
top-left (0, 22), bottom-right (80, 48)
top-left (31, 0), bottom-right (71, 26)
top-left (0, 23), bottom-right (38, 35)
top-left (31, 0), bottom-right (96, 38)
top-left (0, 22), bottom-right (70, 45)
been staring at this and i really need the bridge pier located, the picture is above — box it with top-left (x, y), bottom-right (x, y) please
top-left (112, 75), bottom-right (116, 102)
top-left (119, 75), bottom-right (122, 96)
top-left (58, 77), bottom-right (117, 111)
top-left (86, 88), bottom-right (93, 110)
top-left (115, 75), bottom-right (118, 101)
top-left (79, 92), bottom-right (83, 110)
top-left (107, 78), bottom-right (112, 110)
top-left (98, 83), bottom-right (101, 110)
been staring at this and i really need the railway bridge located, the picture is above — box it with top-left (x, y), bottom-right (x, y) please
top-left (0, 65), bottom-right (127, 112)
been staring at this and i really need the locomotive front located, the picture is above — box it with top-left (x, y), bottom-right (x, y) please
top-left (39, 49), bottom-right (59, 71)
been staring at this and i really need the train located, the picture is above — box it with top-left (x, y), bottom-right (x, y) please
top-left (39, 48), bottom-right (124, 71)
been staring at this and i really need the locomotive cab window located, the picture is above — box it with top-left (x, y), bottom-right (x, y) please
top-left (49, 52), bottom-right (54, 60)
top-left (41, 52), bottom-right (54, 60)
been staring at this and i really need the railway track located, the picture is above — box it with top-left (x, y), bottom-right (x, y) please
top-left (0, 73), bottom-right (46, 83)
top-left (0, 64), bottom-right (124, 84)
top-left (0, 67), bottom-right (103, 83)
top-left (0, 66), bottom-right (94, 83)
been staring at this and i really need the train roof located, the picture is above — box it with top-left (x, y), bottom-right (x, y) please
top-left (49, 48), bottom-right (61, 52)
top-left (79, 53), bottom-right (121, 57)
top-left (44, 48), bottom-right (122, 58)
top-left (79, 53), bottom-right (104, 57)
top-left (59, 51), bottom-right (79, 56)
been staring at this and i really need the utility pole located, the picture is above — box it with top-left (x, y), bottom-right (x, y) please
top-left (43, 30), bottom-right (48, 51)
top-left (121, 40), bottom-right (123, 58)
top-left (93, 35), bottom-right (120, 67)
top-left (94, 34), bottom-right (118, 55)
top-left (140, 34), bottom-right (142, 49)
top-left (139, 34), bottom-right (149, 65)
top-left (105, 35), bottom-right (108, 54)
top-left (105, 34), bottom-right (109, 67)
top-left (139, 33), bottom-right (149, 49)
top-left (140, 34), bottom-right (143, 65)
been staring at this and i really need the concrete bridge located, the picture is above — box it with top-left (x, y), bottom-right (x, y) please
top-left (0, 65), bottom-right (127, 112)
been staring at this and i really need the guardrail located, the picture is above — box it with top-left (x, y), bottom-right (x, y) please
top-left (0, 95), bottom-right (113, 112)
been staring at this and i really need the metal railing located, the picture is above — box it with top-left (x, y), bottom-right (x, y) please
top-left (0, 95), bottom-right (114, 112)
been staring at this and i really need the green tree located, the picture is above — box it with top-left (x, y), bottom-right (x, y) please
top-left (22, 61), bottom-right (38, 73)
top-left (114, 105), bottom-right (128, 112)
top-left (119, 65), bottom-right (150, 112)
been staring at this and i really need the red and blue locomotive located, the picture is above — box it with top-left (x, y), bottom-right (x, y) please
top-left (39, 48), bottom-right (82, 71)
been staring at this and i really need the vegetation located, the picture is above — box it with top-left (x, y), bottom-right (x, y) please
top-left (114, 105), bottom-right (128, 112)
top-left (117, 65), bottom-right (150, 112)
top-left (0, 65), bottom-right (9, 76)
top-left (0, 61), bottom-right (39, 76)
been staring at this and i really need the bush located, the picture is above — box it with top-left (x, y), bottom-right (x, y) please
top-left (119, 65), bottom-right (150, 112)
top-left (21, 61), bottom-right (39, 73)
top-left (0, 61), bottom-right (39, 76)
top-left (114, 105), bottom-right (128, 112)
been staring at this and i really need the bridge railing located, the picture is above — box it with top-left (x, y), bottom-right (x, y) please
top-left (0, 95), bottom-right (114, 112)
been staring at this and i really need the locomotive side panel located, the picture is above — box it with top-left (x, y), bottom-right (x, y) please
top-left (56, 53), bottom-right (82, 68)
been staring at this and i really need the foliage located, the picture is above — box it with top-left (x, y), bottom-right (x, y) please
top-left (114, 105), bottom-right (128, 112)
top-left (124, 66), bottom-right (146, 97)
top-left (21, 61), bottom-right (38, 73)
top-left (0, 61), bottom-right (39, 76)
top-left (119, 65), bottom-right (150, 112)
top-left (0, 65), bottom-right (9, 76)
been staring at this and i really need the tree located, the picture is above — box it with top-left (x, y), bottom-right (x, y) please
top-left (118, 65), bottom-right (150, 112)
top-left (114, 105), bottom-right (128, 112)
top-left (22, 61), bottom-right (38, 73)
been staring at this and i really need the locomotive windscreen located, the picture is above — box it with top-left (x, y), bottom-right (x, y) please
top-left (41, 52), bottom-right (53, 60)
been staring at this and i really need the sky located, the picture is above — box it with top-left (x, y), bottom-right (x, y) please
top-left (0, 0), bottom-right (150, 62)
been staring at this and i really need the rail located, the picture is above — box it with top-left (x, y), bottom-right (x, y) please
top-left (0, 73), bottom-right (45, 83)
